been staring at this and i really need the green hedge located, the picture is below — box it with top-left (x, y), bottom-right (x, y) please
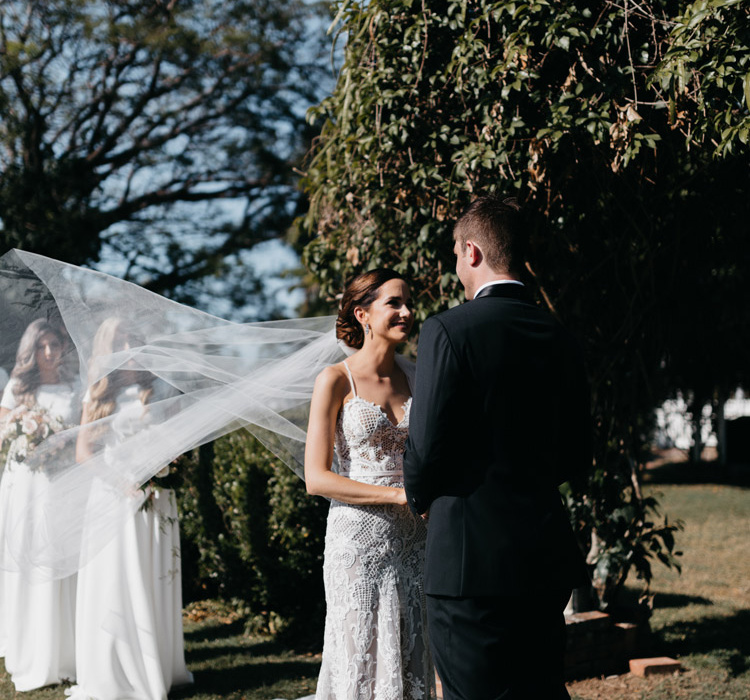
top-left (175, 432), bottom-right (329, 645)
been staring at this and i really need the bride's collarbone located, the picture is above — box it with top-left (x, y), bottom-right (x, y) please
top-left (344, 383), bottom-right (411, 427)
top-left (344, 365), bottom-right (410, 399)
top-left (350, 379), bottom-right (410, 408)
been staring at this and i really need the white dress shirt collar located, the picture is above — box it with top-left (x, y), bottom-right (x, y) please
top-left (473, 279), bottom-right (524, 300)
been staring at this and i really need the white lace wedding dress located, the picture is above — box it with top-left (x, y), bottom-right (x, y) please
top-left (0, 380), bottom-right (79, 690)
top-left (314, 362), bottom-right (435, 700)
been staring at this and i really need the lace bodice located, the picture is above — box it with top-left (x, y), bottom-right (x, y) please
top-left (333, 361), bottom-right (411, 485)
top-left (334, 394), bottom-right (411, 484)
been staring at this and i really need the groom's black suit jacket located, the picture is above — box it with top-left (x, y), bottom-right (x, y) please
top-left (403, 283), bottom-right (590, 597)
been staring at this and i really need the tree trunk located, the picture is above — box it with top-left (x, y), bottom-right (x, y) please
top-left (716, 388), bottom-right (727, 467)
top-left (690, 395), bottom-right (703, 463)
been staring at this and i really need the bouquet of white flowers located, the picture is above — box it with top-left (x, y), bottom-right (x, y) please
top-left (0, 404), bottom-right (67, 469)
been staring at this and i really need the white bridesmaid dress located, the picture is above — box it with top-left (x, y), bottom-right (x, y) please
top-left (66, 488), bottom-right (193, 700)
top-left (66, 384), bottom-right (192, 700)
top-left (0, 380), bottom-right (80, 690)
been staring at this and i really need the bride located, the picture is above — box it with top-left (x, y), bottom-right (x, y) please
top-left (305, 269), bottom-right (436, 700)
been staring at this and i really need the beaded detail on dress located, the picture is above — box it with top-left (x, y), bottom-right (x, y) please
top-left (315, 362), bottom-right (435, 700)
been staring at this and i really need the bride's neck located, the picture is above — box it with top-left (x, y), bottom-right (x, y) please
top-left (357, 341), bottom-right (397, 377)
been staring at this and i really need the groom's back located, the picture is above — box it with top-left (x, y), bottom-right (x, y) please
top-left (442, 292), bottom-right (589, 486)
top-left (421, 291), bottom-right (590, 596)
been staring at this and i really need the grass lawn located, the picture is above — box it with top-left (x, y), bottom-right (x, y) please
top-left (0, 596), bottom-right (322, 700)
top-left (1, 475), bottom-right (748, 699)
top-left (568, 476), bottom-right (750, 699)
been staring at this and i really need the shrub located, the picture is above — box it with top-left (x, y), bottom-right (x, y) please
top-left (176, 432), bottom-right (329, 644)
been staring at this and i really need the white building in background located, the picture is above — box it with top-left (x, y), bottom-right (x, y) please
top-left (654, 388), bottom-right (750, 453)
top-left (725, 389), bottom-right (750, 420)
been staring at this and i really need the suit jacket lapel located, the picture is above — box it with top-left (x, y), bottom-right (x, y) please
top-left (473, 283), bottom-right (528, 301)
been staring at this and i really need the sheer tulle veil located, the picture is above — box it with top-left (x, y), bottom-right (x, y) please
top-left (0, 249), bottom-right (409, 580)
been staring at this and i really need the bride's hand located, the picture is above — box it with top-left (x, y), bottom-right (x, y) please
top-left (393, 488), bottom-right (408, 506)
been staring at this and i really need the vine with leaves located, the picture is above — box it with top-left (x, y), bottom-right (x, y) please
top-left (299, 0), bottom-right (749, 610)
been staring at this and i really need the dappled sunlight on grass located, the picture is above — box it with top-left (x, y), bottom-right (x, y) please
top-left (171, 615), bottom-right (321, 700)
top-left (568, 482), bottom-right (750, 699)
top-left (0, 605), bottom-right (321, 700)
top-left (2, 482), bottom-right (747, 699)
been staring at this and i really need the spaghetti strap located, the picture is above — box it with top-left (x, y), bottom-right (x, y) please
top-left (342, 361), bottom-right (357, 396)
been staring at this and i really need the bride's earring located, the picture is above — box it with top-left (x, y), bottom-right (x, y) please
top-left (364, 323), bottom-right (370, 337)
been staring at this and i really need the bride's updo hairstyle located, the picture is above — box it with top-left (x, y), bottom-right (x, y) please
top-left (336, 269), bottom-right (406, 350)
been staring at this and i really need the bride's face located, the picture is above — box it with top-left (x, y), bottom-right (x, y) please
top-left (364, 279), bottom-right (413, 344)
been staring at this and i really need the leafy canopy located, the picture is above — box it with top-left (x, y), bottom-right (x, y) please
top-left (300, 0), bottom-right (749, 608)
top-left (0, 0), bottom-right (327, 304)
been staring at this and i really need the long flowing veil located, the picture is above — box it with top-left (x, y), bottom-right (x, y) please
top-left (0, 249), bottom-right (346, 580)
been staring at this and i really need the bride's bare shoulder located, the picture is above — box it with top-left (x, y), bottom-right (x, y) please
top-left (314, 362), bottom-right (351, 398)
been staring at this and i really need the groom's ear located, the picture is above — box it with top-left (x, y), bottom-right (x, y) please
top-left (465, 240), bottom-right (483, 267)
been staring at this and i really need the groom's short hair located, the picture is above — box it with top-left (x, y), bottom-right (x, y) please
top-left (453, 195), bottom-right (525, 275)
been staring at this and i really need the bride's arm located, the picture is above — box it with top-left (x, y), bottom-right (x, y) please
top-left (304, 366), bottom-right (407, 506)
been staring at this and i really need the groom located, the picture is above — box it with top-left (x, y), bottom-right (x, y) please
top-left (403, 195), bottom-right (591, 699)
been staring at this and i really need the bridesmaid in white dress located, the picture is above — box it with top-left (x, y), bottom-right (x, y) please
top-left (67, 318), bottom-right (193, 700)
top-left (305, 270), bottom-right (436, 700)
top-left (0, 319), bottom-right (80, 689)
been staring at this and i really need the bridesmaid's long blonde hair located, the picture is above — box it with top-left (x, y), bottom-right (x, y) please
top-left (84, 318), bottom-right (154, 424)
